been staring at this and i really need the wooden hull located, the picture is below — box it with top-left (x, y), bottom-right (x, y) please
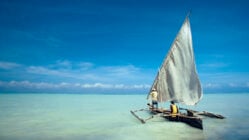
top-left (163, 113), bottom-right (203, 129)
top-left (149, 108), bottom-right (203, 130)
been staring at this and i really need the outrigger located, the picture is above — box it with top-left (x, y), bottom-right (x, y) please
top-left (131, 104), bottom-right (224, 130)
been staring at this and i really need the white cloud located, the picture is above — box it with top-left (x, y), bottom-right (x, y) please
top-left (101, 65), bottom-right (139, 74)
top-left (0, 80), bottom-right (150, 90)
top-left (133, 84), bottom-right (151, 89)
top-left (80, 83), bottom-right (150, 89)
top-left (49, 60), bottom-right (94, 70)
top-left (246, 82), bottom-right (249, 88)
top-left (203, 83), bottom-right (221, 89)
top-left (27, 66), bottom-right (74, 78)
top-left (200, 62), bottom-right (228, 68)
top-left (5, 80), bottom-right (59, 89)
top-left (54, 60), bottom-right (72, 69)
top-left (28, 66), bottom-right (59, 75)
top-left (81, 83), bottom-right (113, 88)
top-left (202, 82), bottom-right (249, 91)
top-left (200, 72), bottom-right (249, 85)
top-left (0, 61), bottom-right (21, 70)
top-left (228, 82), bottom-right (249, 88)
top-left (0, 60), bottom-right (154, 92)
top-left (26, 61), bottom-right (151, 83)
top-left (77, 62), bottom-right (94, 70)
top-left (228, 83), bottom-right (238, 87)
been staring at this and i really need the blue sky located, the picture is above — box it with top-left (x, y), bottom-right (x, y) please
top-left (0, 0), bottom-right (249, 94)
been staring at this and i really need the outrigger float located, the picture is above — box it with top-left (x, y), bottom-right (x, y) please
top-left (130, 14), bottom-right (225, 130)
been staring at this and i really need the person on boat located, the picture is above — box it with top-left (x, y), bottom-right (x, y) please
top-left (170, 101), bottom-right (179, 117)
top-left (149, 88), bottom-right (158, 109)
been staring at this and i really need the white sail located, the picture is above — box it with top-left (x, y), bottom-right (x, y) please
top-left (148, 17), bottom-right (202, 105)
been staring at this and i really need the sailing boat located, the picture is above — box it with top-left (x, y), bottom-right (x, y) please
top-left (131, 15), bottom-right (224, 129)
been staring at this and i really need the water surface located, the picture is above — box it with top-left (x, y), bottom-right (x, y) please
top-left (0, 93), bottom-right (248, 140)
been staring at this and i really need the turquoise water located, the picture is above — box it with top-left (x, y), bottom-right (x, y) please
top-left (0, 93), bottom-right (249, 140)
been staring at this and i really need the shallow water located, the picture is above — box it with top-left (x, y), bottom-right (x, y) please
top-left (0, 93), bottom-right (248, 140)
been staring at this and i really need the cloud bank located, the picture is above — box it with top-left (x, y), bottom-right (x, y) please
top-left (0, 60), bottom-right (152, 93)
top-left (0, 60), bottom-right (248, 93)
